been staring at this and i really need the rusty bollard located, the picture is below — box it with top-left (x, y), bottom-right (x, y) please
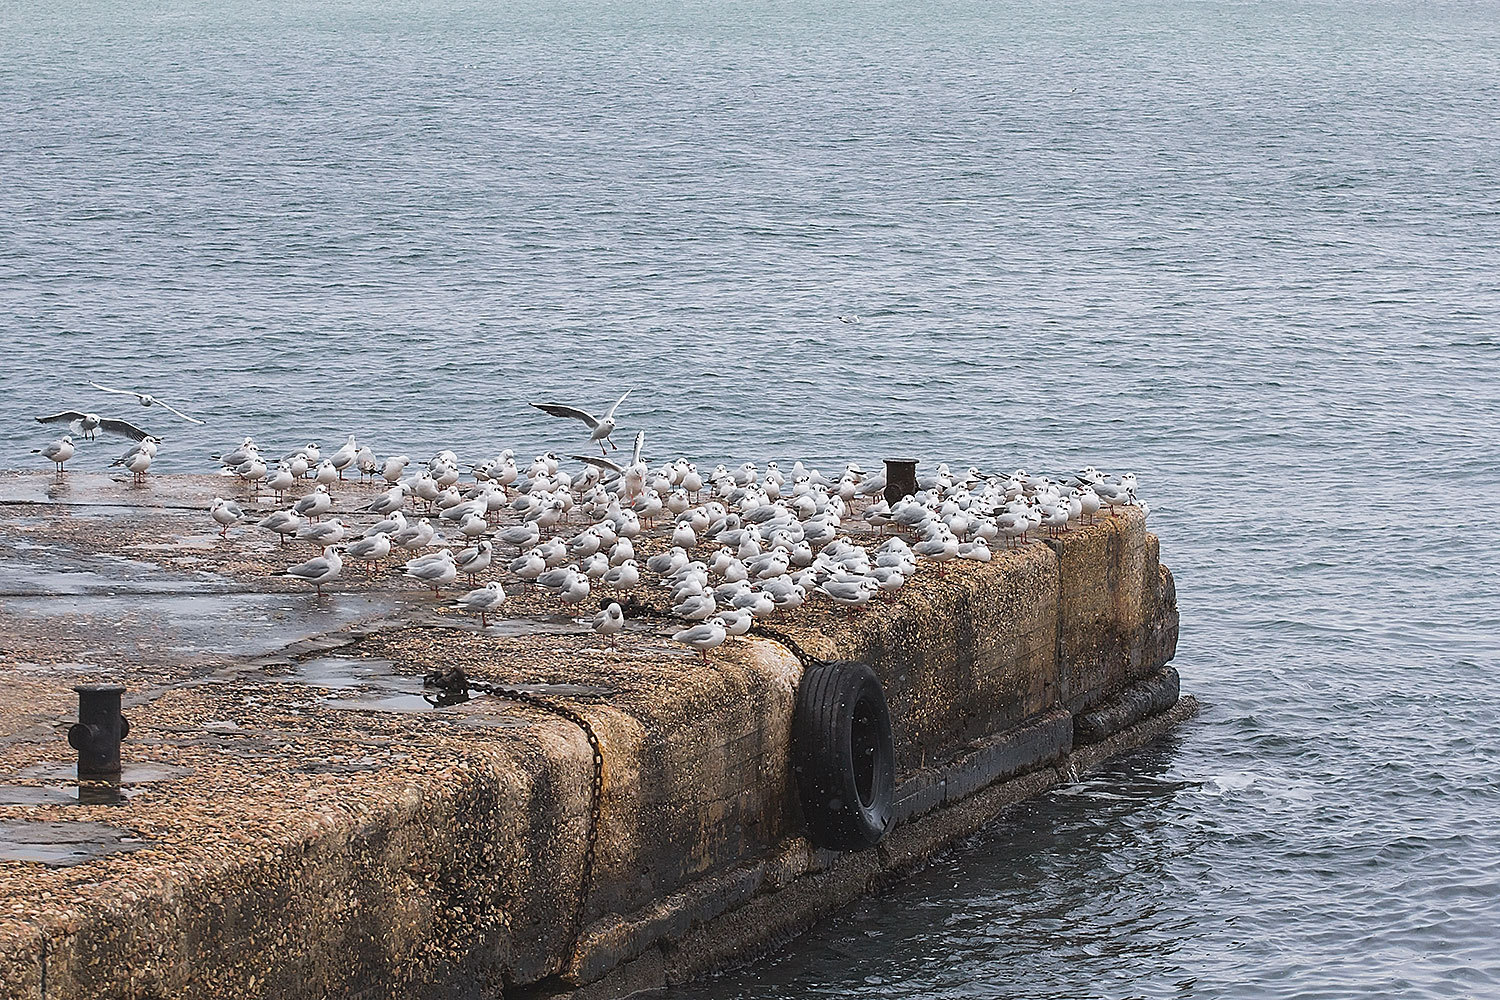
top-left (883, 458), bottom-right (919, 506)
top-left (68, 684), bottom-right (130, 779)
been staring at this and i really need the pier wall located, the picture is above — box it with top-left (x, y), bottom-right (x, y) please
top-left (0, 507), bottom-right (1184, 1000)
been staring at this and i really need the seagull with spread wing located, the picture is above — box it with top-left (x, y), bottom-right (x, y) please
top-left (531, 390), bottom-right (630, 453)
top-left (88, 382), bottom-right (205, 424)
top-left (573, 430), bottom-right (645, 475)
top-left (34, 410), bottom-right (150, 442)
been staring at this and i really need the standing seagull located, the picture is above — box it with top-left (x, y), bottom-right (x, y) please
top-left (34, 411), bottom-right (149, 442)
top-left (531, 390), bottom-right (631, 453)
top-left (454, 581), bottom-right (507, 628)
top-left (33, 435), bottom-right (75, 475)
top-left (87, 382), bottom-right (204, 424)
top-left (283, 549), bottom-right (343, 596)
top-left (592, 601), bottom-right (625, 649)
top-left (210, 497), bottom-right (244, 538)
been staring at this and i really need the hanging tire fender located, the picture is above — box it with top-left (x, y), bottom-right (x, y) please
top-left (791, 660), bottom-right (896, 852)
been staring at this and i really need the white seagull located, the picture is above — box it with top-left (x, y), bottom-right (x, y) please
top-left (402, 549), bottom-right (457, 595)
top-left (87, 382), bottom-right (204, 424)
top-left (532, 390), bottom-right (631, 453)
top-left (454, 581), bottom-right (507, 628)
top-left (593, 601), bottom-right (625, 649)
top-left (35, 411), bottom-right (149, 442)
top-left (210, 497), bottom-right (244, 538)
top-left (32, 435), bottom-right (75, 474)
top-left (283, 549), bottom-right (342, 595)
top-left (673, 617), bottom-right (728, 662)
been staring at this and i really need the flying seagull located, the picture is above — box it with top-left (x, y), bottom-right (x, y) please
top-left (88, 382), bottom-right (205, 424)
top-left (573, 430), bottom-right (645, 474)
top-left (34, 411), bottom-right (150, 442)
top-left (531, 390), bottom-right (631, 453)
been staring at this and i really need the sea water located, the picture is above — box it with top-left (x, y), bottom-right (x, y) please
top-left (2, 1), bottom-right (1498, 996)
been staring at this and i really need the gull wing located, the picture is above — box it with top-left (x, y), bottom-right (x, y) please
top-left (604, 389), bottom-right (632, 420)
top-left (531, 402), bottom-right (600, 429)
top-left (97, 418), bottom-right (150, 441)
top-left (630, 430), bottom-right (645, 468)
top-left (36, 411), bottom-right (88, 425)
top-left (88, 382), bottom-right (143, 400)
top-left (154, 399), bottom-right (206, 425)
top-left (573, 454), bottom-right (623, 474)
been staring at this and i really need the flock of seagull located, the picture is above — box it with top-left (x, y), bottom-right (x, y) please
top-left (29, 386), bottom-right (1145, 662)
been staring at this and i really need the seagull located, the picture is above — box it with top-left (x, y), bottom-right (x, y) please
top-left (285, 442), bottom-right (321, 467)
top-left (283, 549), bottom-right (342, 595)
top-left (602, 559), bottom-right (639, 591)
top-left (359, 484), bottom-right (407, 516)
top-left (32, 435), bottom-right (75, 474)
top-left (1077, 486), bottom-right (1101, 524)
top-left (265, 464), bottom-right (296, 499)
top-left (216, 437), bottom-right (256, 469)
top-left (355, 446), bottom-right (378, 480)
top-left (673, 617), bottom-right (727, 662)
top-left (592, 601), bottom-right (625, 649)
top-left (257, 509), bottom-right (302, 546)
top-left (346, 532), bottom-right (392, 574)
top-left (298, 518), bottom-right (346, 553)
top-left (454, 581), bottom-right (507, 628)
top-left (402, 549), bottom-right (457, 595)
top-left (455, 539), bottom-right (493, 585)
top-left (210, 498), bottom-right (244, 538)
top-left (718, 607), bottom-right (754, 636)
top-left (532, 390), bottom-right (631, 453)
top-left (87, 382), bottom-right (204, 424)
top-left (673, 592), bottom-right (717, 622)
top-left (293, 485), bottom-right (333, 522)
top-left (381, 455), bottom-right (409, 485)
top-left (365, 510), bottom-right (407, 539)
top-left (392, 517), bottom-right (436, 552)
top-left (35, 411), bottom-right (148, 442)
top-left (110, 435), bottom-right (160, 468)
top-left (121, 448), bottom-right (153, 483)
top-left (314, 459), bottom-right (339, 489)
top-left (574, 429), bottom-right (646, 475)
top-left (329, 435), bottom-right (358, 480)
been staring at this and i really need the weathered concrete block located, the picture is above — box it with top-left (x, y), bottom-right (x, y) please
top-left (588, 639), bottom-right (802, 922)
top-left (1073, 667), bottom-right (1181, 746)
top-left (0, 928), bottom-right (41, 1000)
top-left (775, 543), bottom-right (1062, 774)
top-left (1047, 510), bottom-right (1168, 713)
top-left (0, 495), bottom-right (1184, 1000)
top-left (659, 849), bottom-right (884, 987)
top-left (941, 709), bottom-right (1072, 805)
top-left (567, 859), bottom-right (766, 985)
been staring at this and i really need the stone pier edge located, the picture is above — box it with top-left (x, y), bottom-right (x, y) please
top-left (556, 687), bottom-right (1200, 999)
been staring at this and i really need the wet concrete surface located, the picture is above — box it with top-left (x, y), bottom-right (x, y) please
top-left (0, 819), bottom-right (148, 867)
top-left (0, 470), bottom-right (685, 939)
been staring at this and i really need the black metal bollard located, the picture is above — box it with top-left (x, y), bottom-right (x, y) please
top-left (883, 458), bottom-right (919, 506)
top-left (68, 684), bottom-right (129, 779)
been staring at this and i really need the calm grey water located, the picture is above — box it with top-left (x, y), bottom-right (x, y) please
top-left (4, 1), bottom-right (1500, 996)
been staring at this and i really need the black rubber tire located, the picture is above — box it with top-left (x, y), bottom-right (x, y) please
top-left (791, 661), bottom-right (895, 851)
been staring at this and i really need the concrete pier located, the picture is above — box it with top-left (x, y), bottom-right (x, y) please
top-left (0, 471), bottom-right (1186, 999)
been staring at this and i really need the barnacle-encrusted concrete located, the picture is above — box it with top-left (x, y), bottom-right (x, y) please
top-left (0, 471), bottom-right (1184, 999)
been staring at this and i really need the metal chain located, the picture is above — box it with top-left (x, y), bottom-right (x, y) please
top-left (455, 678), bottom-right (605, 966)
top-left (423, 609), bottom-right (804, 969)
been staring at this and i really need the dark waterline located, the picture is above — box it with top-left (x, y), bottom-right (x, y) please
top-left (3, 1), bottom-right (1499, 997)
